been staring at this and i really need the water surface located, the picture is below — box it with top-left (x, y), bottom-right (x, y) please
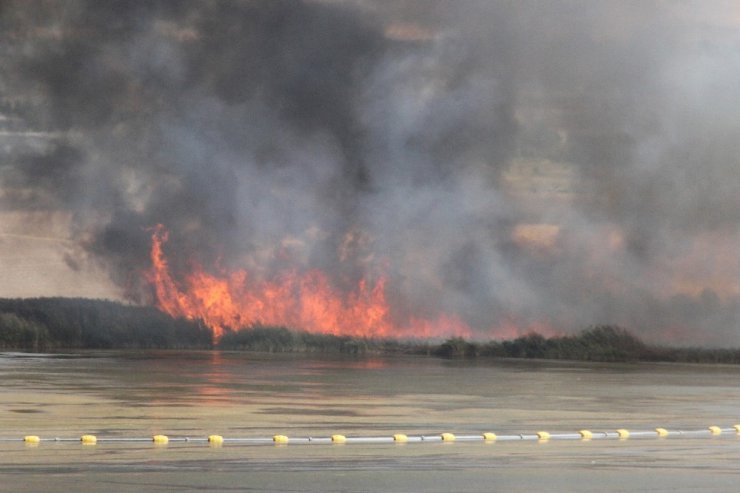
top-left (1, 351), bottom-right (740, 492)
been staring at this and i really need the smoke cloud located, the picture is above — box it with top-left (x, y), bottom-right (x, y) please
top-left (2, 0), bottom-right (740, 344)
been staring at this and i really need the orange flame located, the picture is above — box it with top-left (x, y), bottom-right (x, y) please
top-left (146, 225), bottom-right (475, 342)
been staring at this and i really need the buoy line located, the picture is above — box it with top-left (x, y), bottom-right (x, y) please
top-left (6, 425), bottom-right (740, 446)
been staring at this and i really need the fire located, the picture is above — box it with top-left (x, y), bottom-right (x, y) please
top-left (147, 225), bottom-right (474, 342)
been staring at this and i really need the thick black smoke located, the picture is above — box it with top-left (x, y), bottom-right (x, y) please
top-left (2, 1), bottom-right (739, 344)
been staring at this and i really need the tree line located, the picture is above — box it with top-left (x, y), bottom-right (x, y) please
top-left (219, 323), bottom-right (740, 364)
top-left (2, 297), bottom-right (740, 364)
top-left (0, 297), bottom-right (212, 350)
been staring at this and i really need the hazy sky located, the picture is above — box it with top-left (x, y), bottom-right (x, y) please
top-left (1, 1), bottom-right (740, 344)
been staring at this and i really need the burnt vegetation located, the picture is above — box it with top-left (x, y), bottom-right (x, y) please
top-left (1, 298), bottom-right (740, 364)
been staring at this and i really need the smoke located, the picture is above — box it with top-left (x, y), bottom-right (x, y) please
top-left (2, 0), bottom-right (740, 344)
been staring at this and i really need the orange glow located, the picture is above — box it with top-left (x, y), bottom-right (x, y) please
top-left (512, 223), bottom-right (560, 252)
top-left (664, 233), bottom-right (740, 299)
top-left (146, 225), bottom-right (481, 342)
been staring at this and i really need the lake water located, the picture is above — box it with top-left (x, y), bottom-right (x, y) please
top-left (1, 351), bottom-right (740, 492)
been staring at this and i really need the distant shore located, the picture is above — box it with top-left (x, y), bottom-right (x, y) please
top-left (1, 297), bottom-right (739, 364)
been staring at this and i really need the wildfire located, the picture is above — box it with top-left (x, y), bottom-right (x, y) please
top-left (147, 225), bottom-right (474, 342)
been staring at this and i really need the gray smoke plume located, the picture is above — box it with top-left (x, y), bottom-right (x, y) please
top-left (2, 0), bottom-right (740, 344)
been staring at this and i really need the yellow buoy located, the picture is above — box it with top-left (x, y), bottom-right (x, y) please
top-left (655, 428), bottom-right (669, 438)
top-left (80, 435), bottom-right (97, 445)
top-left (579, 430), bottom-right (593, 440)
top-left (273, 434), bottom-right (289, 444)
top-left (24, 435), bottom-right (40, 445)
top-left (616, 429), bottom-right (630, 439)
top-left (208, 435), bottom-right (224, 446)
top-left (152, 435), bottom-right (169, 445)
top-left (734, 424), bottom-right (740, 434)
top-left (393, 434), bottom-right (408, 443)
top-left (482, 432), bottom-right (497, 441)
top-left (709, 426), bottom-right (722, 435)
top-left (536, 431), bottom-right (550, 441)
top-left (441, 432), bottom-right (456, 442)
top-left (331, 434), bottom-right (347, 444)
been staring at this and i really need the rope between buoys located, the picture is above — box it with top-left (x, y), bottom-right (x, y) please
top-left (8, 426), bottom-right (738, 447)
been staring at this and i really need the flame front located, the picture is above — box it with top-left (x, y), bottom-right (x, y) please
top-left (147, 225), bottom-right (474, 342)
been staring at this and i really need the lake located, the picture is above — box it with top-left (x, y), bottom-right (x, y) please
top-left (1, 350), bottom-right (740, 492)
